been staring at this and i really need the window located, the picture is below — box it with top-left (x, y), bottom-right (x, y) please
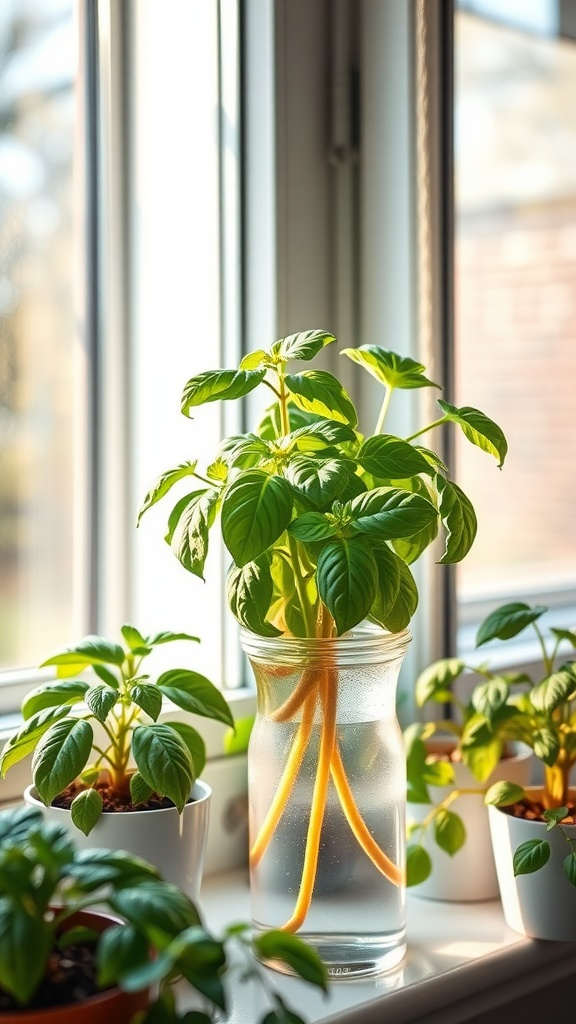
top-left (454, 0), bottom-right (576, 657)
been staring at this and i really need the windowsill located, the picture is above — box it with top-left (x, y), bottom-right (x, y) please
top-left (196, 869), bottom-right (576, 1023)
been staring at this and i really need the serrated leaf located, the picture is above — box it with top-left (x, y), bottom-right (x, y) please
top-left (70, 788), bottom-right (104, 835)
top-left (476, 602), bottom-right (547, 647)
top-left (130, 682), bottom-right (163, 721)
top-left (437, 399), bottom-right (508, 468)
top-left (157, 670), bottom-right (234, 727)
top-left (85, 684), bottom-right (118, 723)
top-left (221, 470), bottom-right (293, 566)
top-left (415, 658), bottom-right (465, 707)
top-left (341, 346), bottom-right (440, 390)
top-left (21, 680), bottom-right (90, 720)
top-left (316, 537), bottom-right (378, 635)
top-left (132, 725), bottom-right (194, 812)
top-left (274, 329), bottom-right (335, 362)
top-left (434, 809), bottom-right (466, 856)
top-left (406, 844), bottom-right (432, 886)
top-left (137, 461), bottom-right (198, 524)
top-left (32, 719), bottom-right (94, 805)
top-left (436, 477), bottom-right (478, 564)
top-left (357, 435), bottom-right (432, 479)
top-left (227, 556), bottom-right (282, 638)
top-left (285, 370), bottom-right (358, 427)
top-left (181, 368), bottom-right (266, 414)
top-left (513, 838), bottom-right (550, 876)
top-left (485, 780), bottom-right (526, 806)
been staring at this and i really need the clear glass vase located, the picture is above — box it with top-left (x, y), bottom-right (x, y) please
top-left (241, 621), bottom-right (411, 979)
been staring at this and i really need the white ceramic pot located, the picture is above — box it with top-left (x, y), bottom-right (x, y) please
top-left (488, 786), bottom-right (576, 940)
top-left (24, 780), bottom-right (211, 900)
top-left (407, 741), bottom-right (533, 902)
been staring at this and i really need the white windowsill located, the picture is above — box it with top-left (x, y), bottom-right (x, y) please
top-left (196, 870), bottom-right (576, 1024)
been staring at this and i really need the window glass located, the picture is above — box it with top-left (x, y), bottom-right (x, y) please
top-left (0, 0), bottom-right (76, 671)
top-left (454, 1), bottom-right (576, 652)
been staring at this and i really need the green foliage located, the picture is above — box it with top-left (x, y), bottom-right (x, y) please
top-left (139, 331), bottom-right (506, 640)
top-left (0, 629), bottom-right (234, 835)
top-left (0, 805), bottom-right (327, 1019)
top-left (408, 600), bottom-right (576, 889)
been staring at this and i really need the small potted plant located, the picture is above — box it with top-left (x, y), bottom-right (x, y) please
top-left (138, 330), bottom-right (507, 974)
top-left (0, 625), bottom-right (234, 897)
top-left (0, 803), bottom-right (327, 1024)
top-left (480, 602), bottom-right (576, 940)
top-left (405, 643), bottom-right (533, 901)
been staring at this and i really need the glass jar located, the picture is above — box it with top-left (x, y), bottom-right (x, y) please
top-left (241, 621), bottom-right (411, 978)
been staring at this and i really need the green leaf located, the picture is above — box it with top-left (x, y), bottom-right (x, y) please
top-left (406, 844), bottom-right (432, 886)
top-left (219, 433), bottom-right (272, 469)
top-left (137, 461), bottom-right (198, 524)
top-left (373, 555), bottom-right (418, 633)
top-left (157, 669), bottom-right (234, 727)
top-left (92, 664), bottom-right (121, 688)
top-left (147, 631), bottom-right (201, 647)
top-left (223, 715), bottom-right (253, 755)
top-left (544, 807), bottom-right (569, 828)
top-left (513, 838), bottom-right (550, 876)
top-left (530, 668), bottom-right (576, 714)
top-left (437, 478), bottom-right (478, 564)
top-left (240, 348), bottom-right (270, 369)
top-left (564, 852), bottom-right (576, 887)
top-left (254, 930), bottom-right (328, 991)
top-left (351, 488), bottom-right (438, 541)
top-left (85, 683), bottom-right (118, 723)
top-left (286, 418), bottom-right (357, 450)
top-left (285, 455), bottom-right (352, 508)
top-left (97, 924), bottom-right (150, 989)
top-left (70, 788), bottom-right (104, 835)
top-left (165, 722), bottom-right (206, 777)
top-left (415, 658), bottom-right (465, 707)
top-left (460, 726), bottom-right (502, 782)
top-left (533, 727), bottom-right (560, 766)
top-left (273, 329), bottom-right (335, 362)
top-left (21, 680), bottom-right (90, 720)
top-left (405, 727), bottom-right (432, 803)
top-left (287, 512), bottom-right (339, 543)
top-left (109, 880), bottom-right (201, 936)
top-left (221, 470), bottom-right (293, 566)
top-left (476, 602), bottom-right (547, 647)
top-left (181, 368), bottom-right (266, 414)
top-left (484, 781), bottom-right (526, 806)
top-left (341, 346), bottom-right (440, 390)
top-left (0, 901), bottom-right (52, 1005)
top-left (169, 488), bottom-right (221, 580)
top-left (437, 399), bottom-right (508, 468)
top-left (40, 636), bottom-right (126, 675)
top-left (130, 682), bottom-right (163, 721)
top-left (121, 624), bottom-right (151, 652)
top-left (227, 556), bottom-right (282, 638)
top-left (32, 719), bottom-right (94, 805)
top-left (285, 370), bottom-right (358, 427)
top-left (434, 809), bottom-right (466, 856)
top-left (357, 435), bottom-right (432, 479)
top-left (316, 537), bottom-right (378, 635)
top-left (471, 678), bottom-right (510, 722)
top-left (132, 725), bottom-right (195, 812)
top-left (130, 772), bottom-right (154, 806)
top-left (423, 760), bottom-right (456, 787)
top-left (551, 627), bottom-right (576, 649)
top-left (0, 706), bottom-right (72, 775)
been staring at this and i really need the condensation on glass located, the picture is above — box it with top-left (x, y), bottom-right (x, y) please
top-left (0, 1), bottom-right (76, 670)
top-left (454, 0), bottom-right (576, 651)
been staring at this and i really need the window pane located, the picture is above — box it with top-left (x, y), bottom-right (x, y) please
top-left (0, 0), bottom-right (76, 670)
top-left (454, 4), bottom-right (576, 648)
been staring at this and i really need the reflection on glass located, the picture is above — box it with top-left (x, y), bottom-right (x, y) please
top-left (454, 7), bottom-right (576, 638)
top-left (0, 0), bottom-right (75, 669)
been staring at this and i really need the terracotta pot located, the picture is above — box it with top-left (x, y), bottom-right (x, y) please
top-left (488, 786), bottom-right (576, 940)
top-left (0, 910), bottom-right (149, 1023)
top-left (24, 779), bottom-right (211, 899)
top-left (407, 739), bottom-right (533, 901)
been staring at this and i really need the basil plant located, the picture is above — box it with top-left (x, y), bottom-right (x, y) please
top-left (139, 331), bottom-right (507, 640)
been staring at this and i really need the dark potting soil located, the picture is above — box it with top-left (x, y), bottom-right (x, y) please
top-left (52, 780), bottom-right (175, 813)
top-left (0, 942), bottom-right (107, 1013)
top-left (503, 797), bottom-right (576, 825)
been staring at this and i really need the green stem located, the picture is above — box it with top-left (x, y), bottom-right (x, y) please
top-left (405, 416), bottom-right (448, 444)
top-left (374, 386), bottom-right (393, 435)
top-left (533, 622), bottom-right (553, 676)
top-left (287, 533), bottom-right (317, 637)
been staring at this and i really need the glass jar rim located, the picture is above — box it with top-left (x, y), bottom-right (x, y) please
top-left (240, 620), bottom-right (412, 667)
